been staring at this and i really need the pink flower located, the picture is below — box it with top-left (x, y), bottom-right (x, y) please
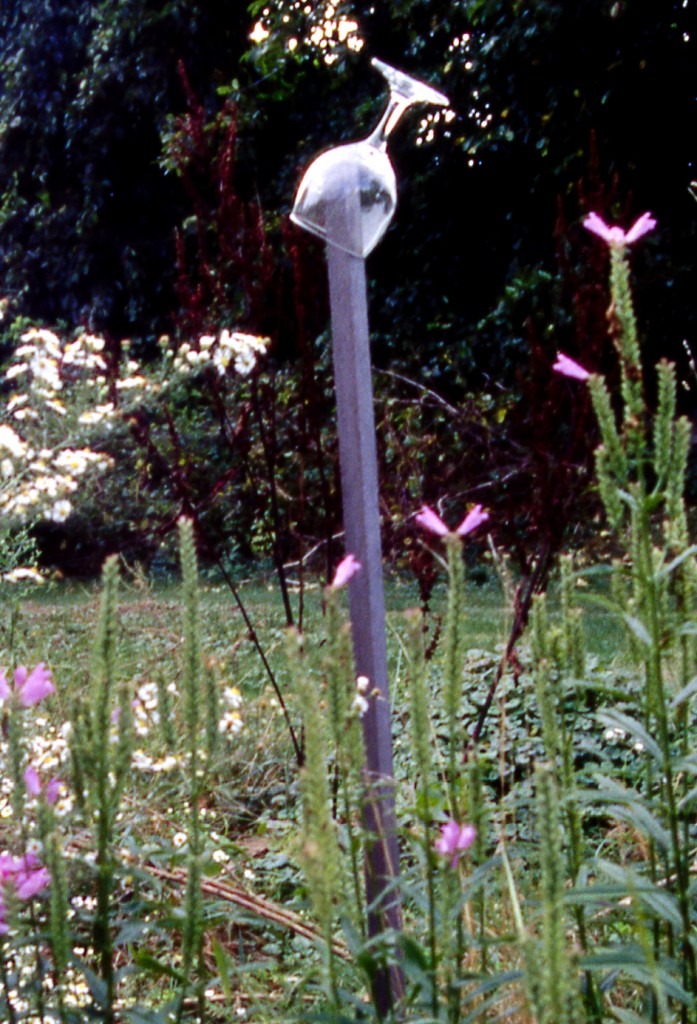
top-left (24, 765), bottom-right (62, 805)
top-left (416, 504), bottom-right (490, 538)
top-left (415, 505), bottom-right (450, 537)
top-left (0, 663), bottom-right (54, 707)
top-left (457, 505), bottom-right (490, 537)
top-left (24, 766), bottom-right (41, 797)
top-left (552, 352), bottom-right (591, 382)
top-left (0, 851), bottom-right (50, 933)
top-left (583, 211), bottom-right (656, 248)
top-left (434, 819), bottom-right (476, 868)
top-left (331, 554), bottom-right (362, 589)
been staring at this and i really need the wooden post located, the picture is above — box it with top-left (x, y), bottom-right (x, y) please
top-left (325, 165), bottom-right (404, 1015)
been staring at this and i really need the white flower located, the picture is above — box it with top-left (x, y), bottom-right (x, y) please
top-left (30, 353), bottom-right (62, 390)
top-left (5, 363), bottom-right (29, 380)
top-left (50, 499), bottom-right (72, 523)
top-left (53, 449), bottom-right (98, 475)
top-left (213, 348), bottom-right (231, 376)
top-left (44, 399), bottom-right (67, 415)
top-left (223, 686), bottom-right (243, 709)
top-left (172, 832), bottom-right (188, 849)
top-left (0, 424), bottom-right (27, 458)
top-left (116, 375), bottom-right (147, 390)
top-left (78, 402), bottom-right (114, 425)
top-left (3, 567), bottom-right (45, 584)
top-left (218, 710), bottom-right (243, 735)
top-left (83, 333), bottom-right (105, 352)
top-left (21, 327), bottom-right (62, 357)
top-left (352, 693), bottom-right (369, 717)
top-left (234, 350), bottom-right (257, 376)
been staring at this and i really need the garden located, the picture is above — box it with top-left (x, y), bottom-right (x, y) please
top-left (1, 2), bottom-right (696, 1022)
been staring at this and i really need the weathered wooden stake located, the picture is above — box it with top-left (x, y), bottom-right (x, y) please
top-left (326, 167), bottom-right (404, 1015)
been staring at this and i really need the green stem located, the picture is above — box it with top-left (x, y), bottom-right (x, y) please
top-left (639, 508), bottom-right (696, 1000)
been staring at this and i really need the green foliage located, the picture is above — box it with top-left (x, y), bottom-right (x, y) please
top-left (0, 0), bottom-right (255, 334)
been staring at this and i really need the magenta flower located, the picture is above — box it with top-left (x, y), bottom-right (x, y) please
top-left (0, 851), bottom-right (50, 933)
top-left (331, 554), bottom-right (362, 589)
top-left (0, 663), bottom-right (54, 707)
top-left (552, 352), bottom-right (591, 382)
top-left (24, 765), bottom-right (62, 805)
top-left (434, 819), bottom-right (477, 868)
top-left (416, 504), bottom-right (490, 538)
top-left (583, 211), bottom-right (656, 248)
top-left (457, 505), bottom-right (490, 537)
top-left (415, 505), bottom-right (450, 537)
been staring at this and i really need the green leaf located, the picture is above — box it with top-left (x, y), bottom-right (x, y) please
top-left (611, 1006), bottom-right (658, 1024)
top-left (606, 803), bottom-right (671, 852)
top-left (565, 882), bottom-right (637, 906)
top-left (72, 960), bottom-right (108, 1009)
top-left (655, 545), bottom-right (697, 579)
top-left (580, 945), bottom-right (692, 1004)
top-left (678, 784), bottom-right (697, 812)
top-left (596, 860), bottom-right (683, 928)
top-left (670, 674), bottom-right (697, 708)
top-left (132, 949), bottom-right (187, 984)
top-left (621, 614), bottom-right (652, 647)
top-left (396, 931), bottom-right (430, 973)
top-left (211, 937), bottom-right (234, 1004)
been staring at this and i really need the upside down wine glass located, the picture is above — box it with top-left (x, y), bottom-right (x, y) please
top-left (290, 58), bottom-right (449, 257)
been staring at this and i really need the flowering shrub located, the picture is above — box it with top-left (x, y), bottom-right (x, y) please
top-left (0, 304), bottom-right (271, 575)
top-left (0, 328), bottom-right (113, 526)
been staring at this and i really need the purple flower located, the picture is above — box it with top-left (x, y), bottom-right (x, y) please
top-left (331, 554), bottom-right (362, 589)
top-left (415, 503), bottom-right (448, 536)
top-left (583, 211), bottom-right (656, 248)
top-left (416, 504), bottom-right (490, 538)
top-left (24, 765), bottom-right (62, 805)
top-left (0, 851), bottom-right (50, 933)
top-left (435, 819), bottom-right (477, 867)
top-left (456, 505), bottom-right (489, 537)
top-left (0, 663), bottom-right (55, 707)
top-left (552, 352), bottom-right (591, 382)
top-left (415, 505), bottom-right (450, 537)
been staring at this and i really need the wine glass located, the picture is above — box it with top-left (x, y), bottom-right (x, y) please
top-left (291, 58), bottom-right (449, 258)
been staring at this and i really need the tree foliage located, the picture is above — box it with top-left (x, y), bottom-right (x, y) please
top-left (0, 0), bottom-right (254, 335)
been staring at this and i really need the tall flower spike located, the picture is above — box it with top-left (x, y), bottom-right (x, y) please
top-left (583, 211), bottom-right (656, 248)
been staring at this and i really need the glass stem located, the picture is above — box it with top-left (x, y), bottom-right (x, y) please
top-left (366, 92), bottom-right (413, 150)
